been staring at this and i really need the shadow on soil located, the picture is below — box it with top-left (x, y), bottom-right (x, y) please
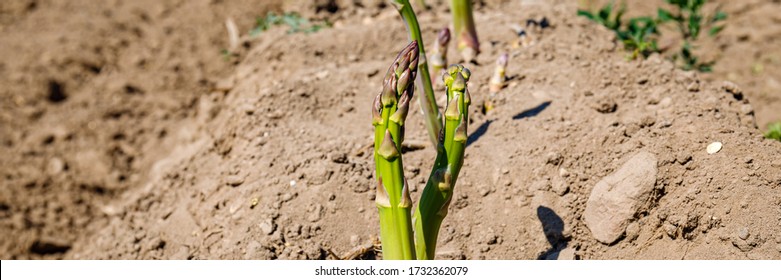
top-left (513, 101), bottom-right (551, 120)
top-left (536, 206), bottom-right (569, 260)
top-left (467, 101), bottom-right (551, 147)
top-left (467, 120), bottom-right (492, 147)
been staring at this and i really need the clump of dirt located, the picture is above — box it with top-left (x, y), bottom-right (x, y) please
top-left (1, 0), bottom-right (780, 260)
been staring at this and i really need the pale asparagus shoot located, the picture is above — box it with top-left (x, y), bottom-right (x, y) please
top-left (489, 53), bottom-right (509, 93)
top-left (430, 28), bottom-right (451, 89)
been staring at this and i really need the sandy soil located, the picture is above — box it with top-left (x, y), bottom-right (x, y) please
top-left (1, 0), bottom-right (780, 260)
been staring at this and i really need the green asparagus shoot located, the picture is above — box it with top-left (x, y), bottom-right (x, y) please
top-left (373, 41), bottom-right (420, 260)
top-left (413, 64), bottom-right (471, 260)
top-left (373, 43), bottom-right (472, 260)
top-left (391, 0), bottom-right (443, 147)
top-left (451, 0), bottom-right (480, 62)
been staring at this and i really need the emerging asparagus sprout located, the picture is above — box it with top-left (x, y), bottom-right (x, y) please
top-left (489, 53), bottom-right (509, 93)
top-left (373, 43), bottom-right (472, 260)
top-left (429, 28), bottom-right (451, 89)
top-left (391, 0), bottom-right (443, 147)
top-left (372, 41), bottom-right (419, 260)
top-left (413, 64), bottom-right (471, 259)
top-left (451, 0), bottom-right (479, 62)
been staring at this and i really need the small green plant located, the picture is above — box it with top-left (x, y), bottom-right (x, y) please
top-left (578, 2), bottom-right (660, 59)
top-left (372, 42), bottom-right (471, 260)
top-left (578, 0), bottom-right (727, 71)
top-left (577, 2), bottom-right (624, 31)
top-left (249, 12), bottom-right (328, 36)
top-left (657, 0), bottom-right (727, 72)
top-left (765, 122), bottom-right (781, 142)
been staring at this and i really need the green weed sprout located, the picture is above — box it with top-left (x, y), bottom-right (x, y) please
top-left (578, 2), bottom-right (660, 59)
top-left (250, 12), bottom-right (328, 36)
top-left (579, 0), bottom-right (727, 71)
top-left (372, 42), bottom-right (471, 260)
top-left (765, 122), bottom-right (781, 142)
top-left (657, 0), bottom-right (727, 72)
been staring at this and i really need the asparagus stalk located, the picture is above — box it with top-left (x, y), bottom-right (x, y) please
top-left (391, 0), bottom-right (443, 147)
top-left (414, 64), bottom-right (471, 259)
top-left (430, 28), bottom-right (451, 88)
top-left (373, 41), bottom-right (419, 260)
top-left (489, 53), bottom-right (509, 93)
top-left (451, 0), bottom-right (479, 62)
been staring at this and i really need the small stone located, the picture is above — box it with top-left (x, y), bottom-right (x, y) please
top-left (546, 152), bottom-right (563, 165)
top-left (289, 180), bottom-right (297, 187)
top-left (737, 227), bottom-right (750, 240)
top-left (744, 157), bottom-right (753, 164)
top-left (480, 187), bottom-right (491, 197)
top-left (551, 181), bottom-right (569, 196)
top-left (330, 152), bottom-right (348, 164)
top-left (776, 243), bottom-right (781, 253)
top-left (721, 81), bottom-right (743, 100)
top-left (226, 174), bottom-right (245, 186)
top-left (732, 238), bottom-right (753, 252)
top-left (259, 220), bottom-right (275, 235)
top-left (557, 247), bottom-right (576, 260)
top-left (625, 222), bottom-right (640, 241)
top-left (47, 157), bottom-right (65, 175)
top-left (740, 104), bottom-right (754, 115)
top-left (593, 98), bottom-right (617, 113)
top-left (250, 197), bottom-right (259, 208)
top-left (280, 193), bottom-right (294, 202)
top-left (501, 168), bottom-right (510, 174)
top-left (686, 81), bottom-right (700, 92)
top-left (559, 168), bottom-right (569, 177)
top-left (664, 223), bottom-right (678, 238)
top-left (706, 142), bottom-right (722, 154)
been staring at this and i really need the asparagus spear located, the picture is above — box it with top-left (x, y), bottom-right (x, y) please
top-left (373, 41), bottom-right (419, 260)
top-left (414, 64), bottom-right (471, 259)
top-left (489, 53), bottom-right (509, 93)
top-left (451, 0), bottom-right (479, 62)
top-left (391, 0), bottom-right (443, 147)
top-left (430, 28), bottom-right (451, 88)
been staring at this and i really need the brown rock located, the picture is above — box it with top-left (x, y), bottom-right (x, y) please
top-left (584, 151), bottom-right (658, 244)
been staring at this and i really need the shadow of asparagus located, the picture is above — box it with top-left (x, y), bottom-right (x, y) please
top-left (466, 120), bottom-right (492, 147)
top-left (512, 101), bottom-right (551, 120)
top-left (536, 206), bottom-right (568, 260)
